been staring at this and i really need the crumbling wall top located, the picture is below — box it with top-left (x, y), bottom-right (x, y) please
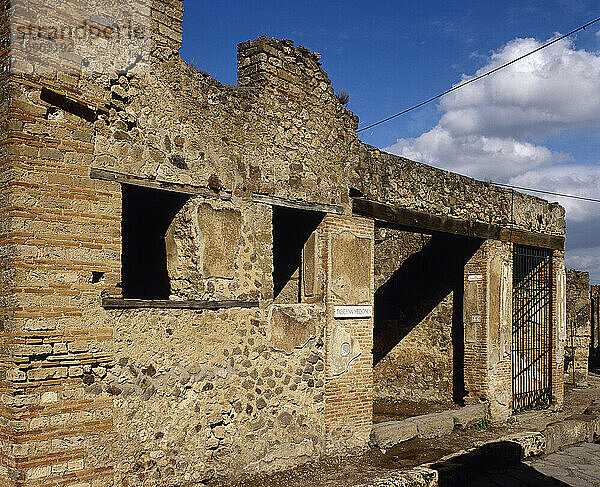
top-left (237, 36), bottom-right (341, 107)
top-left (350, 144), bottom-right (566, 236)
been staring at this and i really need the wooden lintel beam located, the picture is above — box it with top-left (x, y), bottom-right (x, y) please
top-left (102, 298), bottom-right (259, 310)
top-left (90, 167), bottom-right (232, 200)
top-left (90, 168), bottom-right (345, 215)
top-left (252, 193), bottom-right (344, 215)
top-left (499, 228), bottom-right (565, 251)
top-left (352, 198), bottom-right (565, 251)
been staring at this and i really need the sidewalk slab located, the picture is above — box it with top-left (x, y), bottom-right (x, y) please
top-left (363, 409), bottom-right (600, 487)
top-left (371, 404), bottom-right (489, 449)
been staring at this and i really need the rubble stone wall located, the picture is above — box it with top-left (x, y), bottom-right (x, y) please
top-left (350, 146), bottom-right (566, 236)
top-left (0, 0), bottom-right (569, 484)
top-left (373, 228), bottom-right (454, 403)
top-left (565, 269), bottom-right (591, 387)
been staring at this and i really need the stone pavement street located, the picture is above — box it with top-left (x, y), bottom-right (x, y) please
top-left (526, 443), bottom-right (600, 487)
top-left (464, 443), bottom-right (600, 487)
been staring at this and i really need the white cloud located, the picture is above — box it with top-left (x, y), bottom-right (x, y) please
top-left (439, 38), bottom-right (600, 138)
top-left (388, 126), bottom-right (570, 180)
top-left (566, 246), bottom-right (600, 280)
top-left (383, 35), bottom-right (600, 279)
top-left (508, 164), bottom-right (600, 222)
top-left (508, 164), bottom-right (600, 275)
top-left (385, 36), bottom-right (600, 181)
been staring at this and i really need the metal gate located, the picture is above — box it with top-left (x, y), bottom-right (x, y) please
top-left (512, 244), bottom-right (553, 413)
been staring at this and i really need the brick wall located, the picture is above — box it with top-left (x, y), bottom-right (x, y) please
top-left (0, 0), bottom-right (569, 482)
top-left (2, 75), bottom-right (116, 485)
top-left (463, 243), bottom-right (489, 405)
top-left (151, 0), bottom-right (184, 61)
top-left (321, 215), bottom-right (374, 451)
top-left (592, 286), bottom-right (600, 356)
top-left (485, 241), bottom-right (513, 420)
top-left (463, 242), bottom-right (565, 419)
top-left (553, 252), bottom-right (566, 407)
top-left (0, 1), bottom-right (15, 483)
top-left (463, 240), bottom-right (512, 420)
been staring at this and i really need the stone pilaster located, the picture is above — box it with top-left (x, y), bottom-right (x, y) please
top-left (320, 214), bottom-right (374, 452)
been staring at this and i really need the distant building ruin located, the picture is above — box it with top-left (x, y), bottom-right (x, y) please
top-left (0, 1), bottom-right (567, 484)
top-left (591, 285), bottom-right (600, 369)
top-left (565, 270), bottom-right (591, 387)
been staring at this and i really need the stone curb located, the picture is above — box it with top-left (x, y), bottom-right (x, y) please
top-left (356, 401), bottom-right (600, 487)
top-left (370, 404), bottom-right (489, 450)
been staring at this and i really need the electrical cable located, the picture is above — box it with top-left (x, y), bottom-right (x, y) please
top-left (357, 16), bottom-right (600, 133)
top-left (493, 182), bottom-right (600, 203)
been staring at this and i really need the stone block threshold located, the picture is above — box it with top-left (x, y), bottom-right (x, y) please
top-left (370, 404), bottom-right (490, 449)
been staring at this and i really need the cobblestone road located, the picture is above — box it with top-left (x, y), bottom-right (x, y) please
top-left (466, 443), bottom-right (600, 486)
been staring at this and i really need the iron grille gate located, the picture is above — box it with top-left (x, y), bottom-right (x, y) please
top-left (512, 244), bottom-right (553, 413)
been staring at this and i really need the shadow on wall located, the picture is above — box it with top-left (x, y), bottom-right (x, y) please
top-left (589, 355), bottom-right (600, 374)
top-left (430, 441), bottom-right (569, 487)
top-left (373, 232), bottom-right (483, 402)
top-left (272, 205), bottom-right (325, 303)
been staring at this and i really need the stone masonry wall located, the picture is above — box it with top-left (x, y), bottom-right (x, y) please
top-left (373, 228), bottom-right (454, 403)
top-left (350, 145), bottom-right (565, 236)
top-left (565, 269), bottom-right (591, 387)
top-left (0, 0), bottom-right (568, 484)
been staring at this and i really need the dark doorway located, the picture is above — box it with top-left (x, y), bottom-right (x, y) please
top-left (121, 184), bottom-right (190, 299)
top-left (373, 229), bottom-right (482, 406)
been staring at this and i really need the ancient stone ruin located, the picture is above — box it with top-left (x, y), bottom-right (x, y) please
top-left (565, 270), bottom-right (591, 387)
top-left (0, 1), bottom-right (568, 485)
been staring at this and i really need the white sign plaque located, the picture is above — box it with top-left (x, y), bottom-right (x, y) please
top-left (334, 306), bottom-right (372, 319)
top-left (467, 274), bottom-right (483, 282)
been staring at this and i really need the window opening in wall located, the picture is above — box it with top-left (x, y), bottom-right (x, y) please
top-left (121, 183), bottom-right (190, 299)
top-left (272, 205), bottom-right (324, 303)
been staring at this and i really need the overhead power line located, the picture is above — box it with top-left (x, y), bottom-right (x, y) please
top-left (493, 182), bottom-right (600, 204)
top-left (357, 16), bottom-right (600, 133)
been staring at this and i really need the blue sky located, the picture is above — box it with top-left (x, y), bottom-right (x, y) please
top-left (181, 1), bottom-right (600, 284)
